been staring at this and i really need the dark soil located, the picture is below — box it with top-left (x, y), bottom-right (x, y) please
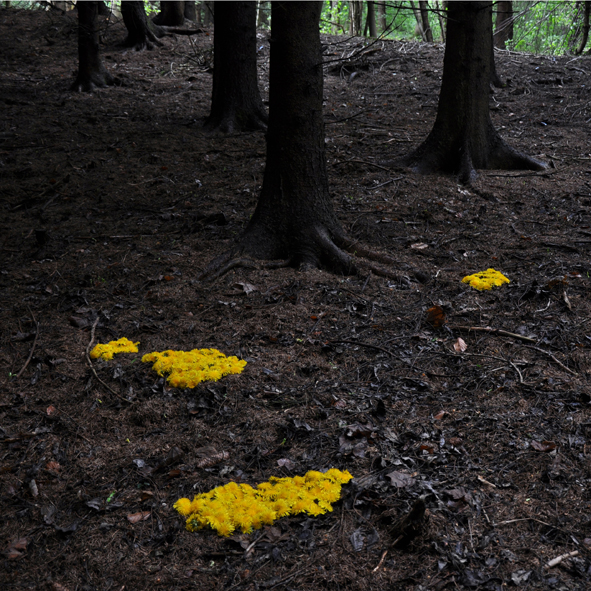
top-left (2, 7), bottom-right (591, 591)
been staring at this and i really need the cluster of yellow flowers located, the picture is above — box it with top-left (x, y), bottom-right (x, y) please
top-left (462, 268), bottom-right (510, 291)
top-left (90, 338), bottom-right (139, 360)
top-left (142, 348), bottom-right (247, 389)
top-left (174, 469), bottom-right (353, 537)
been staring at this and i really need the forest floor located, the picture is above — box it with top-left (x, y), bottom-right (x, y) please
top-left (1, 6), bottom-right (591, 591)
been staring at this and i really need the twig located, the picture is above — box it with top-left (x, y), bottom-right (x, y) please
top-left (85, 318), bottom-right (135, 404)
top-left (372, 549), bottom-right (388, 572)
top-left (546, 550), bottom-right (579, 568)
top-left (452, 325), bottom-right (536, 343)
top-left (333, 159), bottom-right (390, 171)
top-left (523, 345), bottom-right (578, 377)
top-left (16, 308), bottom-right (40, 379)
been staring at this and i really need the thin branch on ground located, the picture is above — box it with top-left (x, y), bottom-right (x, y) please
top-left (451, 325), bottom-right (537, 343)
top-left (15, 306), bottom-right (39, 379)
top-left (522, 344), bottom-right (578, 376)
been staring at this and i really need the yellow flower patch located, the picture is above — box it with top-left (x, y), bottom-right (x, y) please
top-left (90, 338), bottom-right (139, 361)
top-left (142, 348), bottom-right (246, 389)
top-left (174, 468), bottom-right (353, 536)
top-left (462, 268), bottom-right (510, 291)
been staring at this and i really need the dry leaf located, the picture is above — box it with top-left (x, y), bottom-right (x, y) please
top-left (46, 461), bottom-right (61, 473)
top-left (531, 440), bottom-right (557, 453)
top-left (4, 537), bottom-right (27, 560)
top-left (46, 405), bottom-right (57, 415)
top-left (426, 305), bottom-right (446, 328)
top-left (127, 511), bottom-right (151, 524)
top-left (434, 410), bottom-right (449, 420)
top-left (195, 451), bottom-right (229, 468)
top-left (234, 282), bottom-right (257, 294)
top-left (453, 337), bottom-right (467, 352)
top-left (386, 471), bottom-right (416, 488)
top-left (410, 242), bottom-right (429, 250)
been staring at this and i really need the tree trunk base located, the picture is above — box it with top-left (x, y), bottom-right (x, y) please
top-left (199, 225), bottom-right (409, 284)
top-left (400, 126), bottom-right (547, 184)
top-left (203, 108), bottom-right (268, 134)
top-left (70, 69), bottom-right (115, 93)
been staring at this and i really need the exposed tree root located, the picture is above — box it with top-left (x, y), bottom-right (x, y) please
top-left (199, 225), bottom-right (410, 284)
top-left (70, 70), bottom-right (115, 93)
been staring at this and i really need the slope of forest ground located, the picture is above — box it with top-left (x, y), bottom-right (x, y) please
top-left (1, 7), bottom-right (591, 591)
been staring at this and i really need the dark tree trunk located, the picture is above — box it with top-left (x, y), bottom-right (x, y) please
top-left (239, 2), bottom-right (349, 270)
top-left (576, 1), bottom-right (591, 55)
top-left (97, 1), bottom-right (110, 16)
top-left (153, 0), bottom-right (185, 26)
top-left (401, 1), bottom-right (545, 182)
top-left (418, 1), bottom-right (433, 42)
top-left (184, 0), bottom-right (196, 21)
top-left (203, 1), bottom-right (214, 26)
top-left (493, 0), bottom-right (513, 49)
top-left (121, 0), bottom-right (164, 50)
top-left (71, 1), bottom-right (114, 92)
top-left (377, 1), bottom-right (386, 33)
top-left (204, 1), bottom-right (267, 133)
top-left (366, 1), bottom-right (377, 37)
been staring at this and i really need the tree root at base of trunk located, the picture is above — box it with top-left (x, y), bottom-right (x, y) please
top-left (198, 226), bottom-right (411, 285)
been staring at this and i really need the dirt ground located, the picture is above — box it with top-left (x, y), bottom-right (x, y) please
top-left (1, 6), bottom-right (591, 590)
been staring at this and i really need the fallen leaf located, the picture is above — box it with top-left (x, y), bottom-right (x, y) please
top-left (277, 458), bottom-right (296, 470)
top-left (410, 242), bottom-right (429, 250)
top-left (195, 451), bottom-right (229, 468)
top-left (386, 471), bottom-right (416, 488)
top-left (234, 282), bottom-right (257, 294)
top-left (419, 444), bottom-right (436, 454)
top-left (453, 337), bottom-right (467, 352)
top-left (46, 405), bottom-right (57, 415)
top-left (127, 511), bottom-right (151, 524)
top-left (4, 537), bottom-right (27, 560)
top-left (426, 305), bottom-right (446, 328)
top-left (46, 461), bottom-right (61, 472)
top-left (434, 410), bottom-right (449, 420)
top-left (531, 440), bottom-right (557, 452)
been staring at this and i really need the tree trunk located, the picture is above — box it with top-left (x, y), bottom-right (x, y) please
top-left (377, 1), bottom-right (386, 33)
top-left (366, 1), bottom-right (377, 37)
top-left (153, 0), bottom-right (185, 26)
top-left (349, 0), bottom-right (362, 36)
top-left (203, 1), bottom-right (213, 26)
top-left (493, 0), bottom-right (513, 49)
top-left (204, 1), bottom-right (267, 133)
top-left (418, 1), bottom-right (433, 42)
top-left (257, 1), bottom-right (269, 28)
top-left (576, 1), bottom-right (591, 55)
top-left (401, 1), bottom-right (545, 182)
top-left (71, 1), bottom-right (114, 92)
top-left (436, 0), bottom-right (446, 42)
top-left (239, 1), bottom-right (348, 270)
top-left (121, 0), bottom-right (164, 50)
top-left (184, 1), bottom-right (196, 21)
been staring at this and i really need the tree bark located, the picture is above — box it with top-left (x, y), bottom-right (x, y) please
top-left (239, 2), bottom-right (349, 270)
top-left (121, 0), bottom-right (164, 50)
top-left (576, 1), bottom-right (591, 55)
top-left (377, 1), bottom-right (386, 33)
top-left (153, 0), bottom-right (185, 26)
top-left (349, 0), bottom-right (362, 36)
top-left (184, 1), bottom-right (197, 22)
top-left (204, 1), bottom-right (267, 133)
top-left (366, 1), bottom-right (377, 37)
top-left (400, 1), bottom-right (545, 182)
top-left (418, 1), bottom-right (433, 42)
top-left (71, 1), bottom-right (114, 92)
top-left (493, 0), bottom-right (513, 49)
top-left (203, 1), bottom-right (213, 26)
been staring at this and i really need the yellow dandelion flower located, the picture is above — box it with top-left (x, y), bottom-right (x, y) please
top-left (174, 498), bottom-right (192, 516)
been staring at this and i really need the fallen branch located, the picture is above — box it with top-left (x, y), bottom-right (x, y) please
top-left (452, 325), bottom-right (536, 343)
top-left (546, 550), bottom-right (579, 568)
top-left (523, 344), bottom-right (578, 377)
top-left (85, 318), bottom-right (135, 404)
top-left (15, 306), bottom-right (39, 379)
